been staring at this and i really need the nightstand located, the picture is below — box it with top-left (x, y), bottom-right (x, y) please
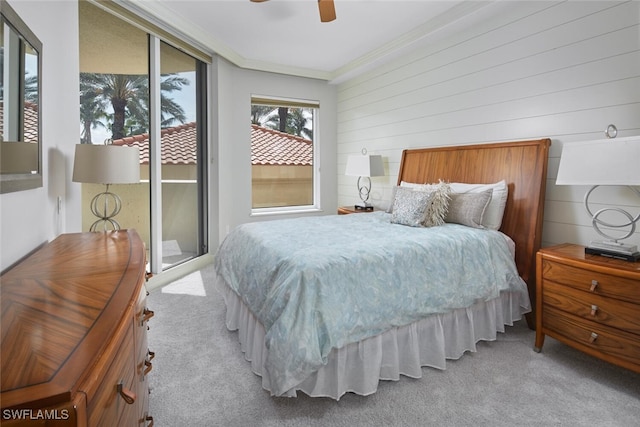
top-left (337, 206), bottom-right (376, 215)
top-left (534, 243), bottom-right (640, 373)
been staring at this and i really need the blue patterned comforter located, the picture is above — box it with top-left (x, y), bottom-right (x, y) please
top-left (214, 212), bottom-right (529, 395)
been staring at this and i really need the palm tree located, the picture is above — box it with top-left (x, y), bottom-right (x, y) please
top-left (276, 107), bottom-right (288, 133)
top-left (263, 107), bottom-right (313, 140)
top-left (79, 72), bottom-right (188, 141)
top-left (251, 105), bottom-right (274, 125)
top-left (287, 108), bottom-right (313, 141)
top-left (79, 77), bottom-right (109, 144)
top-left (158, 75), bottom-right (188, 127)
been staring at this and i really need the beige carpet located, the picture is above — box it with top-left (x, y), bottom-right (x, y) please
top-left (147, 262), bottom-right (640, 426)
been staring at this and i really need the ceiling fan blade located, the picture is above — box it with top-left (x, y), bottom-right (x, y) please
top-left (318, 0), bottom-right (336, 23)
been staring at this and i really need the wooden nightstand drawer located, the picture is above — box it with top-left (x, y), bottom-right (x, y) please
top-left (542, 259), bottom-right (640, 304)
top-left (543, 281), bottom-right (640, 334)
top-left (544, 306), bottom-right (640, 368)
top-left (535, 243), bottom-right (640, 373)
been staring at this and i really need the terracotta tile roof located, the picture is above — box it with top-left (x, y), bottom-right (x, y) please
top-left (113, 122), bottom-right (312, 166)
top-left (0, 101), bottom-right (39, 143)
top-left (23, 102), bottom-right (39, 144)
top-left (251, 124), bottom-right (312, 166)
top-left (112, 122), bottom-right (197, 165)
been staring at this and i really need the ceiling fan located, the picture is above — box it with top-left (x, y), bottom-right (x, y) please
top-left (250, 0), bottom-right (337, 23)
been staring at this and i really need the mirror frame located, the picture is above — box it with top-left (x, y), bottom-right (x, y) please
top-left (1, 0), bottom-right (43, 193)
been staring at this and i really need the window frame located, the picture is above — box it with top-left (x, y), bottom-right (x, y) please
top-left (250, 95), bottom-right (321, 216)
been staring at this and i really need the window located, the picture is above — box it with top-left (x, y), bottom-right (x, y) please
top-left (250, 96), bottom-right (318, 212)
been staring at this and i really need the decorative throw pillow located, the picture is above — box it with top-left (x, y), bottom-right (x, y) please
top-left (385, 185), bottom-right (398, 213)
top-left (445, 190), bottom-right (492, 228)
top-left (449, 180), bottom-right (508, 230)
top-left (390, 187), bottom-right (434, 227)
top-left (400, 180), bottom-right (451, 227)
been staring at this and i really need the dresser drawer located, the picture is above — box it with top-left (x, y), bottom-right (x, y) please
top-left (88, 323), bottom-right (137, 427)
top-left (543, 280), bottom-right (640, 334)
top-left (542, 259), bottom-right (640, 304)
top-left (135, 286), bottom-right (153, 364)
top-left (134, 282), bottom-right (153, 426)
top-left (543, 306), bottom-right (640, 369)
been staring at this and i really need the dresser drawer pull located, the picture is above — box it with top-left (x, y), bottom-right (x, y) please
top-left (148, 349), bottom-right (155, 361)
top-left (590, 280), bottom-right (598, 292)
top-left (590, 305), bottom-right (598, 316)
top-left (144, 359), bottom-right (153, 376)
top-left (589, 332), bottom-right (598, 344)
top-left (146, 415), bottom-right (154, 427)
top-left (142, 308), bottom-right (155, 323)
top-left (117, 382), bottom-right (136, 404)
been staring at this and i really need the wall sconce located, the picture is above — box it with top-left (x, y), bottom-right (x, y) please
top-left (556, 131), bottom-right (640, 261)
top-left (73, 142), bottom-right (140, 232)
top-left (345, 152), bottom-right (384, 211)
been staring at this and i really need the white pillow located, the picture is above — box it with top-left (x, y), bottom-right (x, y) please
top-left (449, 180), bottom-right (508, 230)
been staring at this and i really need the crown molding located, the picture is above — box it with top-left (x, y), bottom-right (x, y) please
top-left (117, 0), bottom-right (498, 84)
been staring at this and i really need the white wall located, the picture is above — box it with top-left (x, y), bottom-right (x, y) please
top-left (215, 58), bottom-right (337, 243)
top-left (336, 1), bottom-right (640, 250)
top-left (0, 1), bottom-right (81, 271)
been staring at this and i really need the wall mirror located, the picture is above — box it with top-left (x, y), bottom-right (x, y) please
top-left (1, 0), bottom-right (42, 193)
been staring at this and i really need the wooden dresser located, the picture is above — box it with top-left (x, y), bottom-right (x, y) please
top-left (534, 243), bottom-right (640, 373)
top-left (1, 230), bottom-right (154, 426)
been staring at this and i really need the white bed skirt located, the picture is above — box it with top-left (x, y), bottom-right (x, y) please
top-left (217, 278), bottom-right (530, 400)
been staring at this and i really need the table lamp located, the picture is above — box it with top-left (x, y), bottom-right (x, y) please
top-left (345, 153), bottom-right (384, 211)
top-left (73, 142), bottom-right (140, 232)
top-left (556, 132), bottom-right (640, 261)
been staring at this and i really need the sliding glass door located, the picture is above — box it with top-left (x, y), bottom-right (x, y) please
top-left (158, 41), bottom-right (207, 269)
top-left (79, 2), bottom-right (208, 273)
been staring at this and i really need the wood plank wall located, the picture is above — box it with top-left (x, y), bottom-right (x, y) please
top-left (336, 1), bottom-right (640, 249)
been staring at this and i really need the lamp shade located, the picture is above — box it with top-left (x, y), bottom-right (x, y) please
top-left (556, 136), bottom-right (640, 186)
top-left (72, 144), bottom-right (140, 184)
top-left (345, 154), bottom-right (384, 177)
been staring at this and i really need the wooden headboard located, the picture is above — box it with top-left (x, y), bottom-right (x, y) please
top-left (397, 139), bottom-right (551, 327)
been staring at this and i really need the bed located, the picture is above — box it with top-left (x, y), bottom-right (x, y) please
top-left (214, 138), bottom-right (551, 400)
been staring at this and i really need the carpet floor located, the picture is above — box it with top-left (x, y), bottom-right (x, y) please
top-left (147, 262), bottom-right (640, 426)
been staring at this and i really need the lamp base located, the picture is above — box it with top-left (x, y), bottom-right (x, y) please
top-left (588, 240), bottom-right (637, 255)
top-left (585, 246), bottom-right (640, 262)
top-left (354, 202), bottom-right (374, 212)
top-left (89, 185), bottom-right (122, 232)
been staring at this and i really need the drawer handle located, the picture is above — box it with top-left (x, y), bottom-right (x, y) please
top-left (148, 349), bottom-right (155, 361)
top-left (589, 332), bottom-right (598, 344)
top-left (117, 382), bottom-right (136, 404)
top-left (590, 305), bottom-right (598, 316)
top-left (144, 359), bottom-right (153, 376)
top-left (590, 280), bottom-right (599, 292)
top-left (146, 415), bottom-right (154, 427)
top-left (142, 308), bottom-right (155, 323)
